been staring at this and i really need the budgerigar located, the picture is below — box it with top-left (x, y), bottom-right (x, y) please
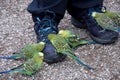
top-left (92, 12), bottom-right (120, 32)
top-left (58, 30), bottom-right (96, 48)
top-left (48, 34), bottom-right (94, 70)
top-left (0, 52), bottom-right (44, 76)
top-left (104, 11), bottom-right (120, 27)
top-left (0, 42), bottom-right (45, 60)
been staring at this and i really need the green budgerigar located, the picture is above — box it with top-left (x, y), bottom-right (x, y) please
top-left (48, 34), bottom-right (94, 70)
top-left (92, 11), bottom-right (120, 32)
top-left (0, 42), bottom-right (45, 60)
top-left (0, 52), bottom-right (44, 76)
top-left (58, 30), bottom-right (96, 48)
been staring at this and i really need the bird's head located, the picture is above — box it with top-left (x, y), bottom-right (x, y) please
top-left (38, 42), bottom-right (45, 46)
top-left (58, 30), bottom-right (73, 38)
top-left (92, 12), bottom-right (97, 18)
top-left (47, 34), bottom-right (56, 40)
top-left (37, 41), bottom-right (45, 51)
top-left (38, 52), bottom-right (44, 57)
top-left (38, 52), bottom-right (44, 59)
top-left (33, 52), bottom-right (44, 62)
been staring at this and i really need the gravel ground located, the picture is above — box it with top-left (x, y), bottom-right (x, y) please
top-left (0, 0), bottom-right (120, 80)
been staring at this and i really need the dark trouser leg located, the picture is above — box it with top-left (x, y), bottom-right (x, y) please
top-left (67, 0), bottom-right (104, 20)
top-left (27, 0), bottom-right (68, 22)
top-left (27, 0), bottom-right (68, 64)
top-left (67, 0), bottom-right (119, 44)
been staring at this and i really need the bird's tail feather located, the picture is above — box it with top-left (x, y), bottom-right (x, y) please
top-left (0, 66), bottom-right (22, 74)
top-left (87, 41), bottom-right (96, 44)
top-left (0, 55), bottom-right (22, 60)
top-left (0, 70), bottom-right (15, 74)
top-left (79, 40), bottom-right (96, 45)
top-left (0, 70), bottom-right (19, 74)
top-left (65, 51), bottom-right (94, 70)
top-left (75, 58), bottom-right (94, 70)
top-left (0, 56), bottom-right (17, 59)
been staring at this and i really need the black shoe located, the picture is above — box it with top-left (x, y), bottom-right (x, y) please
top-left (71, 8), bottom-right (119, 44)
top-left (34, 12), bottom-right (66, 64)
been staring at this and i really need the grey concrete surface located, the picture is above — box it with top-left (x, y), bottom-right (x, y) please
top-left (0, 0), bottom-right (120, 80)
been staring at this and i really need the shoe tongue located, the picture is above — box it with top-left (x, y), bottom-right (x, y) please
top-left (37, 17), bottom-right (58, 43)
top-left (42, 16), bottom-right (58, 32)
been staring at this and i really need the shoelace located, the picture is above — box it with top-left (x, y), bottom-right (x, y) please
top-left (35, 12), bottom-right (58, 42)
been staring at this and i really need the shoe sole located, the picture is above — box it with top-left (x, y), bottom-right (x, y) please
top-left (44, 55), bottom-right (67, 64)
top-left (90, 34), bottom-right (118, 44)
top-left (71, 18), bottom-right (119, 44)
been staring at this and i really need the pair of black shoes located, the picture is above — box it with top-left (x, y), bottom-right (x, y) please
top-left (33, 9), bottom-right (119, 64)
